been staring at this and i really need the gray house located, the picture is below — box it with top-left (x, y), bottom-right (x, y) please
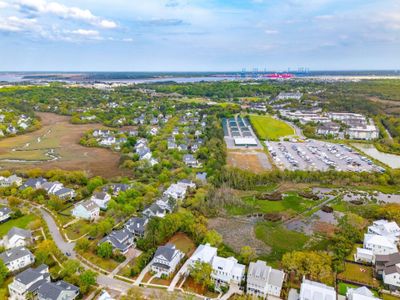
top-left (125, 217), bottom-right (148, 238)
top-left (37, 280), bottom-right (79, 300)
top-left (99, 228), bottom-right (135, 254)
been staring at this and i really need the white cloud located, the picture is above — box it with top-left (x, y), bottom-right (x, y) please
top-left (0, 1), bottom-right (9, 8)
top-left (15, 0), bottom-right (117, 28)
top-left (0, 16), bottom-right (38, 32)
top-left (71, 29), bottom-right (100, 36)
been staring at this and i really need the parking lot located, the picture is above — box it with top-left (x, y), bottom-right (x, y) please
top-left (266, 140), bottom-right (385, 172)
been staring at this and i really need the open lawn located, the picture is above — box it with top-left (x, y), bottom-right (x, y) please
top-left (0, 214), bottom-right (37, 236)
top-left (255, 221), bottom-right (310, 263)
top-left (227, 193), bottom-right (319, 216)
top-left (248, 114), bottom-right (294, 140)
top-left (383, 295), bottom-right (400, 300)
top-left (168, 232), bottom-right (196, 256)
top-left (337, 262), bottom-right (380, 287)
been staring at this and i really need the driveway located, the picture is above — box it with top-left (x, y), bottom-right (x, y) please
top-left (134, 264), bottom-right (151, 286)
top-left (168, 259), bottom-right (190, 291)
top-left (109, 248), bottom-right (141, 277)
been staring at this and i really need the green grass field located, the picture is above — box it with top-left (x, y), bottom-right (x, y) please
top-left (255, 221), bottom-right (309, 262)
top-left (226, 193), bottom-right (319, 216)
top-left (0, 214), bottom-right (37, 236)
top-left (248, 114), bottom-right (294, 140)
top-left (338, 262), bottom-right (379, 287)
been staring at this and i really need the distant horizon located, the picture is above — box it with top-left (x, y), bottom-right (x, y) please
top-left (1, 69), bottom-right (400, 73)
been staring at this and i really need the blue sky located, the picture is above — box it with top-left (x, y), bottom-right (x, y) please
top-left (0, 0), bottom-right (399, 71)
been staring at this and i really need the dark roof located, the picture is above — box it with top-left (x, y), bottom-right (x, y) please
top-left (99, 229), bottom-right (133, 252)
top-left (125, 217), bottom-right (147, 234)
top-left (54, 187), bottom-right (74, 196)
top-left (37, 280), bottom-right (79, 300)
top-left (154, 244), bottom-right (176, 262)
top-left (152, 262), bottom-right (171, 270)
top-left (0, 207), bottom-right (12, 215)
top-left (16, 264), bottom-right (49, 285)
top-left (7, 227), bottom-right (32, 239)
top-left (0, 246), bottom-right (34, 264)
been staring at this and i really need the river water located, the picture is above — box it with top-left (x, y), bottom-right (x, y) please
top-left (352, 143), bottom-right (400, 169)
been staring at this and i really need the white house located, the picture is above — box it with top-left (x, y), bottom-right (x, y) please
top-left (151, 243), bottom-right (184, 277)
top-left (72, 200), bottom-right (100, 221)
top-left (355, 248), bottom-right (375, 264)
top-left (3, 227), bottom-right (32, 249)
top-left (246, 260), bottom-right (285, 298)
top-left (299, 278), bottom-right (336, 300)
top-left (276, 92), bottom-right (303, 101)
top-left (211, 256), bottom-right (245, 286)
top-left (363, 234), bottom-right (398, 256)
top-left (0, 207), bottom-right (12, 223)
top-left (0, 175), bottom-right (22, 187)
top-left (0, 246), bottom-right (35, 272)
top-left (188, 243), bottom-right (217, 269)
top-left (346, 286), bottom-right (381, 300)
top-left (163, 184), bottom-right (187, 200)
top-left (368, 220), bottom-right (400, 241)
top-left (91, 192), bottom-right (111, 210)
top-left (8, 264), bottom-right (50, 300)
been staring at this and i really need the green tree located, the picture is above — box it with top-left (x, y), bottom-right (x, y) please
top-left (0, 259), bottom-right (8, 286)
top-left (189, 261), bottom-right (213, 289)
top-left (78, 270), bottom-right (97, 294)
top-left (240, 246), bottom-right (257, 265)
top-left (203, 230), bottom-right (222, 247)
top-left (97, 242), bottom-right (113, 259)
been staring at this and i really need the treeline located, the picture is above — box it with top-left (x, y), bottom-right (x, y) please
top-left (213, 166), bottom-right (399, 190)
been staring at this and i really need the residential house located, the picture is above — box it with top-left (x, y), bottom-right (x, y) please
top-left (20, 177), bottom-right (47, 190)
top-left (7, 125), bottom-right (17, 134)
top-left (188, 243), bottom-right (217, 268)
top-left (102, 183), bottom-right (131, 196)
top-left (97, 290), bottom-right (114, 300)
top-left (0, 174), bottom-right (23, 187)
top-left (196, 172), bottom-right (207, 183)
top-left (368, 220), bottom-right (400, 241)
top-left (91, 192), bottom-right (111, 210)
top-left (125, 217), bottom-right (148, 239)
top-left (53, 187), bottom-right (75, 200)
top-left (0, 206), bottom-right (12, 223)
top-left (3, 227), bottom-right (33, 249)
top-left (163, 184), bottom-right (187, 201)
top-left (178, 144), bottom-right (188, 152)
top-left (346, 286), bottom-right (381, 300)
top-left (183, 154), bottom-right (200, 168)
top-left (142, 202), bottom-right (169, 219)
top-left (246, 260), bottom-right (285, 298)
top-left (299, 278), bottom-right (336, 300)
top-left (8, 264), bottom-right (50, 300)
top-left (177, 179), bottom-right (196, 189)
top-left (168, 140), bottom-right (177, 150)
top-left (72, 200), bottom-right (100, 221)
top-left (37, 280), bottom-right (79, 300)
top-left (375, 252), bottom-right (400, 290)
top-left (151, 244), bottom-right (184, 277)
top-left (99, 229), bottom-right (135, 254)
top-left (363, 234), bottom-right (398, 256)
top-left (0, 246), bottom-right (35, 272)
top-left (211, 256), bottom-right (245, 287)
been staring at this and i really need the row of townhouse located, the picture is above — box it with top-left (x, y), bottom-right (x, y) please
top-left (8, 264), bottom-right (79, 300)
top-left (152, 243), bottom-right (285, 298)
top-left (98, 180), bottom-right (197, 254)
top-left (135, 138), bottom-right (158, 166)
top-left (20, 177), bottom-right (75, 200)
top-left (355, 219), bottom-right (400, 291)
top-left (289, 277), bottom-right (381, 300)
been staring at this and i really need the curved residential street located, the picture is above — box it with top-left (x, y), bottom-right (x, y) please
top-left (38, 207), bottom-right (133, 293)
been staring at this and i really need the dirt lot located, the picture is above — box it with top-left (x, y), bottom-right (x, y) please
top-left (208, 217), bottom-right (269, 255)
top-left (0, 112), bottom-right (128, 178)
top-left (227, 150), bottom-right (272, 173)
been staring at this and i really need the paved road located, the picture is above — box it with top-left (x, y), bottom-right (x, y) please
top-left (39, 207), bottom-right (76, 258)
top-left (38, 207), bottom-right (133, 292)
